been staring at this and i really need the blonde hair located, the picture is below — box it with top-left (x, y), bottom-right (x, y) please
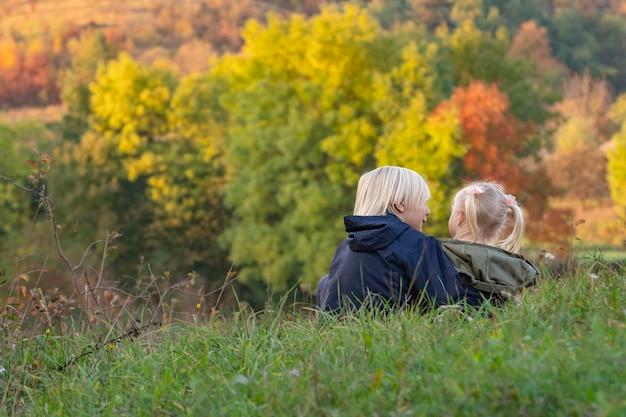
top-left (452, 181), bottom-right (525, 253)
top-left (353, 166), bottom-right (430, 216)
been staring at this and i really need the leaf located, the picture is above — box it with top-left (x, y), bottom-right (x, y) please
top-left (40, 154), bottom-right (53, 164)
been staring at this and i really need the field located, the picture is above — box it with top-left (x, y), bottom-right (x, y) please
top-left (1, 260), bottom-right (626, 416)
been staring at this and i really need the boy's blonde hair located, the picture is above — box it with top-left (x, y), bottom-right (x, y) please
top-left (353, 166), bottom-right (430, 216)
top-left (452, 181), bottom-right (525, 253)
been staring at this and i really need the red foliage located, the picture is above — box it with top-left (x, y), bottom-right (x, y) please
top-left (436, 81), bottom-right (532, 193)
top-left (437, 81), bottom-right (532, 194)
top-left (525, 207), bottom-right (576, 249)
top-left (0, 50), bottom-right (60, 108)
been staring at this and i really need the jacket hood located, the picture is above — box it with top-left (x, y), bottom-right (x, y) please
top-left (344, 214), bottom-right (410, 252)
top-left (440, 239), bottom-right (538, 293)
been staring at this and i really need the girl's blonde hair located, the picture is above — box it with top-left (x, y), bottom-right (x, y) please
top-left (453, 181), bottom-right (525, 253)
top-left (354, 166), bottom-right (430, 216)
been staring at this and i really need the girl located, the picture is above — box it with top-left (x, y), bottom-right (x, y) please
top-left (441, 181), bottom-right (538, 298)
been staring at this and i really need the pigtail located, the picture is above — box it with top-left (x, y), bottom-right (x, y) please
top-left (464, 191), bottom-right (481, 243)
top-left (497, 196), bottom-right (525, 253)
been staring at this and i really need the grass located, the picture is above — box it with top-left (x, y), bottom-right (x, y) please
top-left (2, 260), bottom-right (626, 417)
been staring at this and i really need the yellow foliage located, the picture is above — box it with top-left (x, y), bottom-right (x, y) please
top-left (174, 19), bottom-right (195, 40)
top-left (26, 38), bottom-right (44, 55)
top-left (118, 131), bottom-right (142, 155)
top-left (606, 95), bottom-right (626, 211)
top-left (0, 40), bottom-right (18, 68)
top-left (375, 93), bottom-right (463, 218)
top-left (53, 36), bottom-right (63, 54)
top-left (126, 152), bottom-right (158, 182)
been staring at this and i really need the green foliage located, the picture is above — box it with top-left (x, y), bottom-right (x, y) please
top-left (0, 121), bottom-right (54, 272)
top-left (438, 19), bottom-right (553, 127)
top-left (372, 41), bottom-right (465, 227)
top-left (0, 124), bottom-right (30, 231)
top-left (153, 72), bottom-right (232, 271)
top-left (483, 0), bottom-right (551, 29)
top-left (213, 6), bottom-right (389, 288)
top-left (593, 14), bottom-right (626, 94)
top-left (53, 53), bottom-right (233, 278)
top-left (548, 10), bottom-right (626, 94)
top-left (50, 54), bottom-right (177, 276)
top-left (366, 0), bottom-right (414, 29)
top-left (61, 31), bottom-right (119, 119)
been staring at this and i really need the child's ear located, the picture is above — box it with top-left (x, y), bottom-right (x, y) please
top-left (394, 203), bottom-right (406, 213)
top-left (455, 209), bottom-right (465, 226)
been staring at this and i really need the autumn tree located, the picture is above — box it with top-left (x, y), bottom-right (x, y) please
top-left (372, 40), bottom-right (464, 227)
top-left (545, 147), bottom-right (609, 208)
top-left (366, 0), bottom-right (414, 29)
top-left (59, 30), bottom-right (119, 141)
top-left (0, 39), bottom-right (59, 108)
top-left (483, 0), bottom-right (551, 30)
top-left (607, 93), bottom-right (626, 216)
top-left (544, 72), bottom-right (613, 207)
top-left (437, 18), bottom-right (554, 126)
top-left (53, 51), bottom-right (233, 284)
top-left (436, 82), bottom-right (527, 189)
top-left (52, 54), bottom-right (178, 276)
top-left (209, 4), bottom-right (564, 288)
top-left (553, 71), bottom-right (612, 146)
top-left (210, 6), bottom-right (392, 289)
top-left (552, 0), bottom-right (623, 16)
top-left (408, 0), bottom-right (454, 29)
top-left (209, 4), bottom-right (461, 288)
top-left (508, 20), bottom-right (568, 89)
top-left (153, 71), bottom-right (232, 275)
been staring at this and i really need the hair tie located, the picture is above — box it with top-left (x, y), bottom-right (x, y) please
top-left (506, 194), bottom-right (517, 208)
top-left (466, 184), bottom-right (485, 197)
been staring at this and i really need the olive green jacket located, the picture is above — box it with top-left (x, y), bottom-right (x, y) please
top-left (440, 239), bottom-right (538, 294)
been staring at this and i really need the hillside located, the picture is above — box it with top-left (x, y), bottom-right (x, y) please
top-left (2, 0), bottom-right (148, 29)
top-left (0, 0), bottom-right (302, 31)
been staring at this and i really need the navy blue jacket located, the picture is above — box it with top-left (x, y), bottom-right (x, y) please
top-left (317, 214), bottom-right (485, 313)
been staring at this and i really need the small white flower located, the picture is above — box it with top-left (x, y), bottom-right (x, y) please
top-left (589, 273), bottom-right (598, 280)
top-left (233, 375), bottom-right (250, 385)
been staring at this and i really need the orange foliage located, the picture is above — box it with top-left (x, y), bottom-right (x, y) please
top-left (0, 50), bottom-right (59, 108)
top-left (440, 81), bottom-right (528, 192)
top-left (525, 207), bottom-right (576, 249)
top-left (509, 21), bottom-right (565, 75)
